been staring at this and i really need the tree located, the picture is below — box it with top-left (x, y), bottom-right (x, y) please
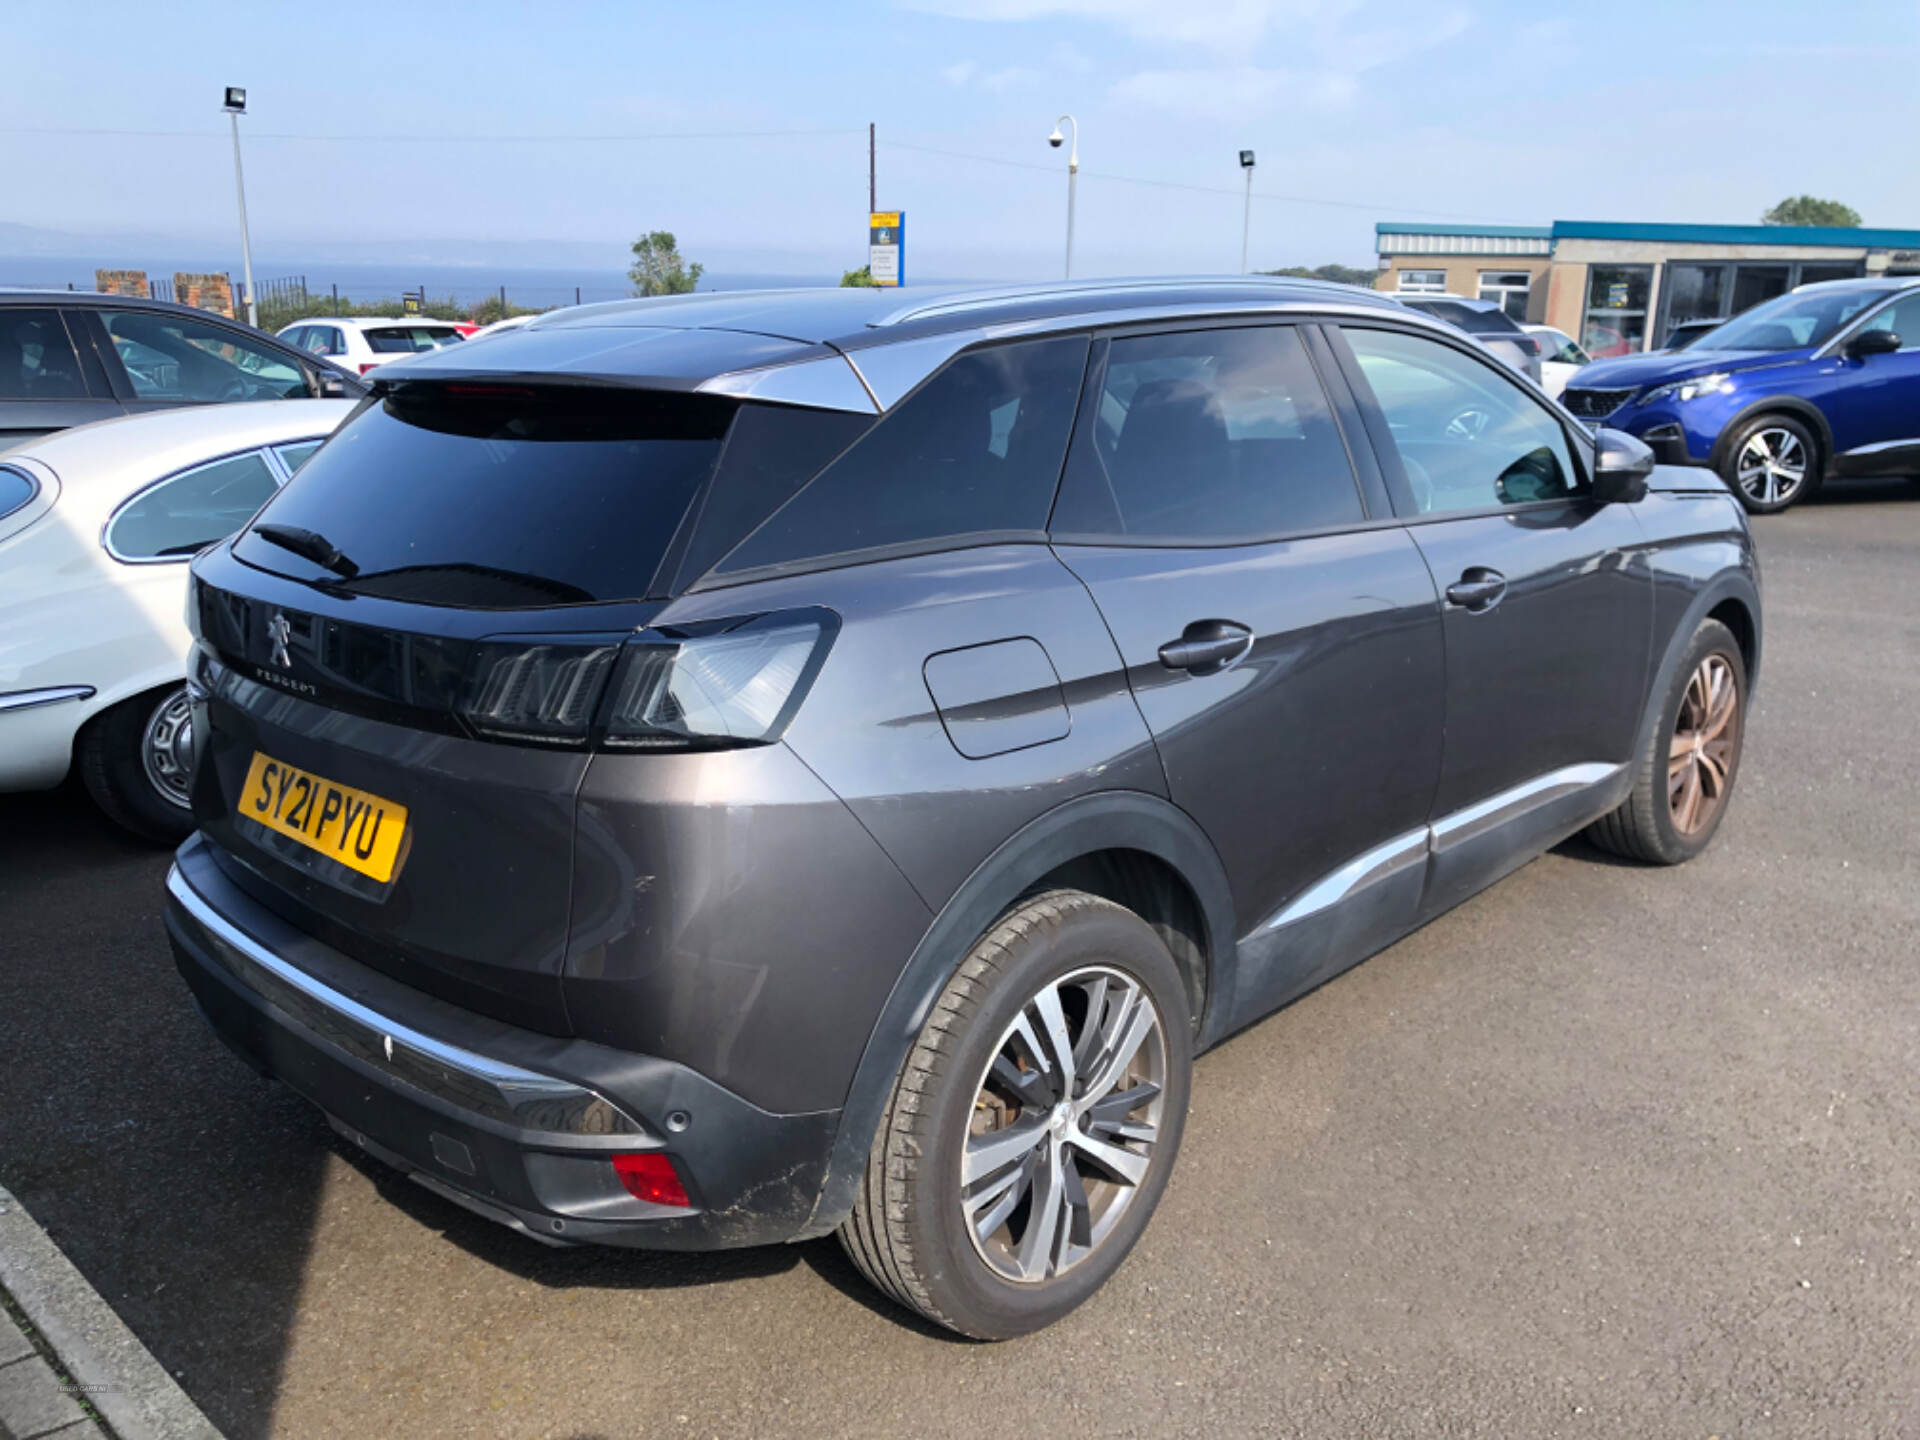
top-left (628, 231), bottom-right (703, 296)
top-left (840, 265), bottom-right (877, 287)
top-left (1762, 196), bottom-right (1861, 228)
top-left (1261, 263), bottom-right (1377, 288)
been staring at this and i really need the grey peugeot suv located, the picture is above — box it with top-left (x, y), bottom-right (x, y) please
top-left (165, 278), bottom-right (1760, 1338)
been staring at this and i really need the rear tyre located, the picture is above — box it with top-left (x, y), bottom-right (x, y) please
top-left (1586, 618), bottom-right (1746, 865)
top-left (840, 889), bottom-right (1192, 1339)
top-left (78, 685), bottom-right (196, 845)
top-left (1719, 413), bottom-right (1821, 514)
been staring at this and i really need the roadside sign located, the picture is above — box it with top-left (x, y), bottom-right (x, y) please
top-left (402, 291), bottom-right (423, 316)
top-left (1607, 282), bottom-right (1629, 308)
top-left (870, 211), bottom-right (905, 287)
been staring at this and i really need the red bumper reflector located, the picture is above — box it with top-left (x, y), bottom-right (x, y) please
top-left (612, 1151), bottom-right (690, 1208)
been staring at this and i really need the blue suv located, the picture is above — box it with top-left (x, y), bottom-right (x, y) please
top-left (1563, 278), bottom-right (1920, 513)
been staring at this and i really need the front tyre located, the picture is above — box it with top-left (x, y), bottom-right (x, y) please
top-left (1587, 618), bottom-right (1747, 865)
top-left (1720, 413), bottom-right (1820, 514)
top-left (78, 685), bottom-right (196, 845)
top-left (841, 889), bottom-right (1192, 1339)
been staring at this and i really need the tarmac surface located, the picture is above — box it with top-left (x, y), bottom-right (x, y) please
top-left (1, 484), bottom-right (1915, 1439)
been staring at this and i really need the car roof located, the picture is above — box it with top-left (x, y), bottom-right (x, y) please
top-left (286, 317), bottom-right (463, 332)
top-left (3, 400), bottom-right (359, 487)
top-left (1393, 293), bottom-right (1502, 309)
top-left (385, 276), bottom-right (1415, 395)
top-left (1789, 276), bottom-right (1920, 294)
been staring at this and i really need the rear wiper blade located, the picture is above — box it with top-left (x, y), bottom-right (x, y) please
top-left (250, 523), bottom-right (360, 579)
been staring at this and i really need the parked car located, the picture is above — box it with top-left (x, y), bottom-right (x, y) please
top-left (1523, 324), bottom-right (1591, 397)
top-left (0, 290), bottom-right (363, 453)
top-left (1661, 318), bottom-right (1725, 352)
top-left (1562, 277), bottom-right (1920, 513)
top-left (276, 317), bottom-right (468, 375)
top-left (165, 278), bottom-right (1760, 1340)
top-left (465, 313), bottom-right (540, 342)
top-left (0, 400), bottom-right (356, 838)
top-left (1391, 294), bottom-right (1543, 383)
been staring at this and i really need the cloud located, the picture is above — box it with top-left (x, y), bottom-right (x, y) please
top-left (941, 60), bottom-right (979, 85)
top-left (982, 65), bottom-right (1042, 90)
top-left (1109, 5), bottom-right (1472, 118)
top-left (905, 0), bottom-right (1352, 58)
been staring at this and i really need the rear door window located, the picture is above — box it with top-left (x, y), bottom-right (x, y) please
top-left (365, 326), bottom-right (462, 354)
top-left (234, 384), bottom-right (733, 607)
top-left (707, 336), bottom-right (1089, 580)
top-left (106, 449), bottom-right (281, 560)
top-left (0, 308), bottom-right (88, 399)
top-left (273, 440), bottom-right (324, 473)
top-left (99, 309), bottom-right (308, 402)
top-left (1051, 326), bottom-right (1363, 541)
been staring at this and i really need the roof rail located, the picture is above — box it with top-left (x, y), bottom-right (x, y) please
top-left (871, 274), bottom-right (1371, 327)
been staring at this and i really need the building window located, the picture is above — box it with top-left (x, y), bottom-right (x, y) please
top-left (1477, 270), bottom-right (1532, 319)
top-left (1396, 269), bottom-right (1446, 294)
top-left (1583, 264), bottom-right (1654, 357)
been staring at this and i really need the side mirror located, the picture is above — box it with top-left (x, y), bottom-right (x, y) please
top-left (314, 369), bottom-right (350, 398)
top-left (1844, 327), bottom-right (1901, 360)
top-left (1592, 427), bottom-right (1654, 505)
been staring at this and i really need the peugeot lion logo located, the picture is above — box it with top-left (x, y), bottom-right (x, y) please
top-left (267, 612), bottom-right (293, 669)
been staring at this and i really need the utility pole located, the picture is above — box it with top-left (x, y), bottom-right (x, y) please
top-left (1049, 116), bottom-right (1079, 280)
top-left (869, 122), bottom-right (876, 214)
top-left (223, 87), bottom-right (258, 328)
top-left (1239, 150), bottom-right (1256, 274)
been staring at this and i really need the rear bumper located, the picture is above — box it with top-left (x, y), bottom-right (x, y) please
top-left (165, 834), bottom-right (837, 1250)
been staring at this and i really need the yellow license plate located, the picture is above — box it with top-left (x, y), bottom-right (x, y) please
top-left (238, 751), bottom-right (409, 883)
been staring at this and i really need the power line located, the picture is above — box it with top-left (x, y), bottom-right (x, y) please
top-left (0, 125), bottom-right (865, 143)
top-left (880, 138), bottom-right (1520, 223)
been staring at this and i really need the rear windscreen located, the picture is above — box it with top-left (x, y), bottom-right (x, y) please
top-left (232, 384), bottom-right (733, 607)
top-left (1412, 301), bottom-right (1522, 336)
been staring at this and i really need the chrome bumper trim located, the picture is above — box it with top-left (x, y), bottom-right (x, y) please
top-left (166, 864), bottom-right (647, 1140)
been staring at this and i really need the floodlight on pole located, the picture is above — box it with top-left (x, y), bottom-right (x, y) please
top-left (224, 87), bottom-right (258, 328)
top-left (1239, 149), bottom-right (1256, 275)
top-left (1049, 115), bottom-right (1079, 280)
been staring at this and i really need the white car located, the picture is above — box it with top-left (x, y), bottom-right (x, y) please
top-left (0, 400), bottom-right (357, 839)
top-left (1523, 324), bottom-right (1593, 399)
top-left (465, 313), bottom-right (539, 342)
top-left (277, 317), bottom-right (467, 376)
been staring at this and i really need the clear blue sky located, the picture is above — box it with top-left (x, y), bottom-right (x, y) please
top-left (4, 0), bottom-right (1914, 280)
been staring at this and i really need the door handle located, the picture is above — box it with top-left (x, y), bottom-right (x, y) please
top-left (1158, 619), bottom-right (1254, 675)
top-left (1445, 567), bottom-right (1508, 613)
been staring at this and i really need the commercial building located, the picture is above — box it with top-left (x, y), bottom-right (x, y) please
top-left (1376, 220), bottom-right (1920, 355)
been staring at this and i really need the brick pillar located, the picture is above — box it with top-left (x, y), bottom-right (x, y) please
top-left (173, 273), bottom-right (235, 319)
top-left (94, 269), bottom-right (147, 297)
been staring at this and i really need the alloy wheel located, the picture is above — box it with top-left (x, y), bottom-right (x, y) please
top-left (960, 965), bottom-right (1168, 1284)
top-left (1669, 654), bottom-right (1739, 835)
top-left (1734, 427), bottom-right (1807, 506)
top-left (140, 688), bottom-right (195, 811)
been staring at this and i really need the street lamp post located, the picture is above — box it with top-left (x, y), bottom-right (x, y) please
top-left (223, 86), bottom-right (258, 328)
top-left (1048, 115), bottom-right (1079, 280)
top-left (1239, 149), bottom-right (1256, 274)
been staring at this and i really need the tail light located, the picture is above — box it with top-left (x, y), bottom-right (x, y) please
top-left (601, 610), bottom-right (835, 750)
top-left (359, 362), bottom-right (381, 375)
top-left (452, 610), bottom-right (835, 751)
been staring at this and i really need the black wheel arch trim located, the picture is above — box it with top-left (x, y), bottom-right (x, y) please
top-left (1709, 399), bottom-right (1833, 477)
top-left (1644, 572), bottom-right (1763, 748)
top-left (796, 787), bottom-right (1237, 1239)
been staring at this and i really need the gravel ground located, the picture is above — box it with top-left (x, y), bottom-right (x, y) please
top-left (1, 486), bottom-right (1914, 1439)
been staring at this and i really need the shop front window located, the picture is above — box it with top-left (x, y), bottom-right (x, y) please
top-left (1477, 270), bottom-right (1532, 320)
top-left (1584, 265), bottom-right (1653, 357)
top-left (1731, 265), bottom-right (1791, 315)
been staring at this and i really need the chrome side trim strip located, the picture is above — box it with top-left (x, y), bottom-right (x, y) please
top-left (1428, 761), bottom-right (1623, 851)
top-left (695, 352), bottom-right (878, 414)
top-left (0, 685), bottom-right (95, 713)
top-left (1255, 827), bottom-right (1429, 935)
top-left (166, 865), bottom-right (647, 1140)
top-left (1837, 437), bottom-right (1920, 457)
top-left (1248, 761), bottom-right (1624, 938)
top-left (840, 332), bottom-right (979, 410)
